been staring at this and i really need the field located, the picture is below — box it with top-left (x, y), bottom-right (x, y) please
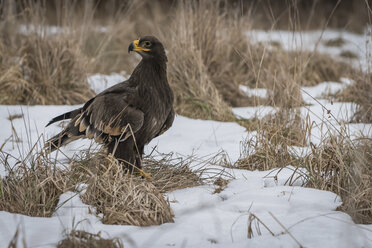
top-left (0, 1), bottom-right (372, 247)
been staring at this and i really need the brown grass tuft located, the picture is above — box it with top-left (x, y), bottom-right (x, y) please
top-left (234, 133), bottom-right (301, 172)
top-left (79, 155), bottom-right (174, 226)
top-left (142, 153), bottom-right (203, 193)
top-left (323, 37), bottom-right (346, 47)
top-left (162, 1), bottom-right (239, 121)
top-left (0, 33), bottom-right (94, 105)
top-left (0, 156), bottom-right (71, 217)
top-left (241, 43), bottom-right (355, 88)
top-left (58, 230), bottom-right (123, 248)
top-left (237, 43), bottom-right (357, 108)
top-left (339, 73), bottom-right (372, 123)
top-left (304, 135), bottom-right (372, 224)
top-left (213, 177), bottom-right (230, 194)
top-left (339, 50), bottom-right (358, 59)
top-left (234, 109), bottom-right (307, 170)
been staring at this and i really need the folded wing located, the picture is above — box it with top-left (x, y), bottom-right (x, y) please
top-left (75, 92), bottom-right (144, 143)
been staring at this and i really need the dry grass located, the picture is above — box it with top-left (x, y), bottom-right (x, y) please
top-left (0, 0), bottom-right (371, 228)
top-left (213, 177), bottom-right (230, 194)
top-left (247, 0), bottom-right (371, 33)
top-left (323, 37), bottom-right (346, 47)
top-left (71, 150), bottom-right (226, 225)
top-left (339, 50), bottom-right (359, 59)
top-left (237, 43), bottom-right (357, 109)
top-left (303, 135), bottom-right (372, 224)
top-left (0, 32), bottom-right (94, 105)
top-left (233, 108), bottom-right (308, 171)
top-left (0, 0), bottom-right (361, 120)
top-left (78, 155), bottom-right (174, 226)
top-left (161, 0), bottom-right (243, 121)
top-left (58, 230), bottom-right (123, 248)
top-left (242, 43), bottom-right (355, 87)
top-left (339, 73), bottom-right (372, 123)
top-left (160, 1), bottom-right (356, 116)
top-left (142, 153), bottom-right (203, 193)
top-left (71, 151), bottom-right (210, 226)
top-left (0, 155), bottom-right (71, 217)
top-left (0, 141), bottom-right (207, 225)
top-left (235, 119), bottom-right (372, 224)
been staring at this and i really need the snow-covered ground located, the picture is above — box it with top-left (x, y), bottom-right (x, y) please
top-left (1, 29), bottom-right (372, 248)
top-left (247, 29), bottom-right (372, 71)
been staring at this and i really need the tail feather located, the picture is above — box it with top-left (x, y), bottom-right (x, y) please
top-left (45, 124), bottom-right (84, 153)
top-left (46, 108), bottom-right (82, 127)
top-left (44, 132), bottom-right (69, 153)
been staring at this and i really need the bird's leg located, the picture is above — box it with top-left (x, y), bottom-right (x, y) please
top-left (135, 145), bottom-right (152, 180)
top-left (108, 141), bottom-right (151, 180)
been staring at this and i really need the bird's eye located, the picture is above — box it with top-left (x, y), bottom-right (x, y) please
top-left (144, 41), bottom-right (152, 47)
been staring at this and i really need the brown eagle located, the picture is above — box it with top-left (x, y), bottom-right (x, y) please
top-left (45, 36), bottom-right (174, 178)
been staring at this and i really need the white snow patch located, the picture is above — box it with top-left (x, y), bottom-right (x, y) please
top-left (88, 72), bottom-right (128, 94)
top-left (239, 85), bottom-right (267, 98)
top-left (247, 29), bottom-right (372, 71)
top-left (146, 115), bottom-right (247, 163)
top-left (232, 106), bottom-right (278, 120)
top-left (301, 81), bottom-right (347, 104)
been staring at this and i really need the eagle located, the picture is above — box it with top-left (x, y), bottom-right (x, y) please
top-left (45, 36), bottom-right (174, 179)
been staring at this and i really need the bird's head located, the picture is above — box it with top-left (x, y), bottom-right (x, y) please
top-left (128, 36), bottom-right (167, 62)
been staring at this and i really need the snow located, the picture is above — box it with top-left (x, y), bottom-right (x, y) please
top-left (88, 72), bottom-right (128, 94)
top-left (301, 81), bottom-right (347, 104)
top-left (1, 89), bottom-right (371, 248)
top-left (18, 24), bottom-right (109, 36)
top-left (239, 85), bottom-right (268, 98)
top-left (247, 29), bottom-right (372, 71)
top-left (1, 30), bottom-right (372, 248)
top-left (1, 173), bottom-right (371, 248)
top-left (235, 78), bottom-right (372, 146)
top-left (233, 106), bottom-right (278, 120)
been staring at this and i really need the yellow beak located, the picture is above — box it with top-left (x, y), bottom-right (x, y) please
top-left (128, 40), bottom-right (150, 53)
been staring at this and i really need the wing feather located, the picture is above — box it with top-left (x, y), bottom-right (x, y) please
top-left (76, 91), bottom-right (143, 143)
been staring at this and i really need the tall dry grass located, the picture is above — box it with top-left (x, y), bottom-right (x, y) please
top-left (160, 1), bottom-right (245, 121)
top-left (0, 1), bottom-right (361, 117)
top-left (304, 135), bottom-right (372, 224)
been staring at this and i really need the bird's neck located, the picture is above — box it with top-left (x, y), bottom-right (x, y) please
top-left (130, 58), bottom-right (168, 87)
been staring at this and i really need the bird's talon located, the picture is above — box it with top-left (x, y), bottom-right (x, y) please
top-left (138, 169), bottom-right (152, 180)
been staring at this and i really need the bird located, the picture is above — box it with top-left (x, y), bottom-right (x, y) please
top-left (45, 36), bottom-right (174, 179)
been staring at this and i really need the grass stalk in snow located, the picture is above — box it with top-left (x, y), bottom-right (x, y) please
top-left (58, 230), bottom-right (123, 248)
